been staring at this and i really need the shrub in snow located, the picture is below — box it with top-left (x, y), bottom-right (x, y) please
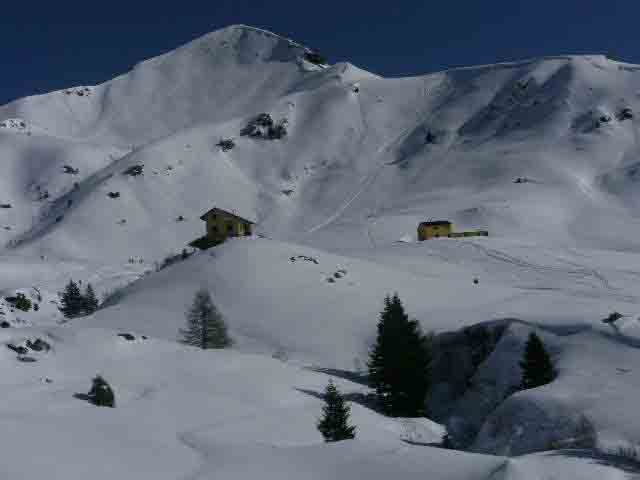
top-left (6, 344), bottom-right (28, 354)
top-left (216, 138), bottom-right (236, 152)
top-left (317, 380), bottom-right (356, 442)
top-left (123, 164), bottom-right (144, 176)
top-left (180, 289), bottom-right (232, 349)
top-left (0, 321), bottom-right (10, 328)
top-left (241, 113), bottom-right (272, 137)
top-left (14, 294), bottom-right (32, 312)
top-left (0, 204), bottom-right (11, 208)
top-left (88, 375), bottom-right (115, 408)
top-left (63, 165), bottom-right (79, 175)
top-left (6, 293), bottom-right (32, 312)
top-left (602, 311), bottom-right (623, 324)
top-left (157, 249), bottom-right (193, 272)
top-left (107, 192), bottom-right (120, 199)
top-left (519, 332), bottom-right (555, 390)
top-left (117, 333), bottom-right (136, 341)
top-left (267, 120), bottom-right (288, 140)
top-left (368, 293), bottom-right (432, 417)
top-left (241, 114), bottom-right (288, 140)
top-left (26, 338), bottom-right (51, 352)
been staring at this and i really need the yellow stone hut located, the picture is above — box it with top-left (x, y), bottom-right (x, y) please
top-left (417, 220), bottom-right (453, 240)
top-left (189, 207), bottom-right (254, 249)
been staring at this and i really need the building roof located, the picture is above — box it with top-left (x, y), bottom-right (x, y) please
top-left (199, 207), bottom-right (256, 224)
top-left (419, 220), bottom-right (452, 227)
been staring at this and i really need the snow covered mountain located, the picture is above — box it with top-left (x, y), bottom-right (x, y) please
top-left (2, 24), bottom-right (640, 478)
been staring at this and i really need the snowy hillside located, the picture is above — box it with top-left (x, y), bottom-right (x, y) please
top-left (2, 24), bottom-right (640, 478)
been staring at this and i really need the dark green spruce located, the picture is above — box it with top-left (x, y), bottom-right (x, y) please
top-left (82, 283), bottom-right (99, 315)
top-left (368, 293), bottom-right (432, 417)
top-left (316, 380), bottom-right (356, 442)
top-left (59, 279), bottom-right (84, 318)
top-left (520, 332), bottom-right (556, 390)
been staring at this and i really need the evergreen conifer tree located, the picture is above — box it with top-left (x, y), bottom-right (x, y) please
top-left (368, 293), bottom-right (432, 417)
top-left (520, 332), bottom-right (556, 390)
top-left (83, 283), bottom-right (99, 314)
top-left (316, 380), bottom-right (356, 442)
top-left (88, 375), bottom-right (115, 408)
top-left (59, 279), bottom-right (84, 318)
top-left (180, 289), bottom-right (232, 349)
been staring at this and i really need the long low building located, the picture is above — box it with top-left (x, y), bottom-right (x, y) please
top-left (418, 220), bottom-right (488, 241)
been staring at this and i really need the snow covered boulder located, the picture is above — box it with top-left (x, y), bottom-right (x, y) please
top-left (471, 393), bottom-right (597, 456)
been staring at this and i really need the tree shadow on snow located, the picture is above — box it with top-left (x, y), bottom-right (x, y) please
top-left (72, 393), bottom-right (93, 403)
top-left (304, 367), bottom-right (369, 387)
top-left (295, 387), bottom-right (382, 414)
top-left (547, 449), bottom-right (640, 475)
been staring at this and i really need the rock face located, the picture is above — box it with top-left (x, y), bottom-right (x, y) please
top-left (428, 319), bottom-right (520, 447)
top-left (428, 319), bottom-right (600, 456)
top-left (429, 320), bottom-right (563, 451)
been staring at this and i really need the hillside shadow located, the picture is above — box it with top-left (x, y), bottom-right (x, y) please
top-left (547, 449), bottom-right (640, 475)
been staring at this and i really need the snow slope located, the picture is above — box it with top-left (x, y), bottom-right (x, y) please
top-left (2, 24), bottom-right (640, 478)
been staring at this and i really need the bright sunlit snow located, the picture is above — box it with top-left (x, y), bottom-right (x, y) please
top-left (1, 24), bottom-right (640, 478)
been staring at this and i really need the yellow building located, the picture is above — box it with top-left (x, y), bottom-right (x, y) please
top-left (189, 207), bottom-right (255, 250)
top-left (418, 220), bottom-right (488, 241)
top-left (417, 220), bottom-right (453, 240)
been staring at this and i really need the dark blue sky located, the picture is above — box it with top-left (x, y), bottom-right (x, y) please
top-left (1, 0), bottom-right (637, 105)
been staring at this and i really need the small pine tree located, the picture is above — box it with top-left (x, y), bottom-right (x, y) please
top-left (180, 289), bottom-right (232, 349)
top-left (88, 375), bottom-right (115, 408)
top-left (316, 380), bottom-right (356, 442)
top-left (368, 293), bottom-right (432, 417)
top-left (520, 332), bottom-right (556, 390)
top-left (83, 283), bottom-right (99, 314)
top-left (59, 279), bottom-right (84, 318)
